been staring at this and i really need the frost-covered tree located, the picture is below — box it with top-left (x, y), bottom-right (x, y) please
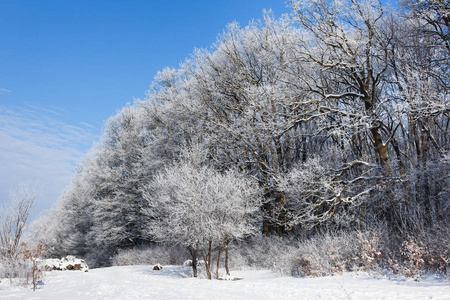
top-left (403, 0), bottom-right (450, 54)
top-left (143, 147), bottom-right (261, 279)
top-left (381, 0), bottom-right (450, 229)
top-left (0, 184), bottom-right (35, 281)
top-left (31, 152), bottom-right (99, 263)
top-left (86, 104), bottom-right (160, 258)
top-left (289, 0), bottom-right (398, 175)
top-left (35, 104), bottom-right (163, 266)
top-left (33, 0), bottom-right (449, 267)
top-left (160, 14), bottom-right (315, 234)
top-left (278, 155), bottom-right (384, 231)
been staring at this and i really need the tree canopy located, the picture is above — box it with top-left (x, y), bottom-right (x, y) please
top-left (33, 0), bottom-right (449, 270)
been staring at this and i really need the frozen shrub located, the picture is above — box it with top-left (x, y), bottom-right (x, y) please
top-left (402, 240), bottom-right (426, 273)
top-left (21, 241), bottom-right (46, 291)
top-left (111, 244), bottom-right (189, 266)
top-left (288, 231), bottom-right (384, 276)
top-left (389, 239), bottom-right (426, 278)
top-left (226, 235), bottom-right (297, 273)
top-left (0, 241), bottom-right (46, 289)
top-left (291, 256), bottom-right (323, 277)
top-left (420, 224), bottom-right (450, 278)
top-left (350, 232), bottom-right (383, 271)
top-left (389, 226), bottom-right (450, 279)
top-left (426, 245), bottom-right (449, 278)
top-left (223, 231), bottom-right (385, 277)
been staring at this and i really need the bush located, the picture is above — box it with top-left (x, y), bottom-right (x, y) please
top-left (227, 235), bottom-right (297, 274)
top-left (224, 230), bottom-right (386, 277)
top-left (110, 226), bottom-right (449, 280)
top-left (21, 241), bottom-right (46, 291)
top-left (111, 244), bottom-right (190, 267)
top-left (389, 224), bottom-right (450, 279)
top-left (0, 241), bottom-right (46, 289)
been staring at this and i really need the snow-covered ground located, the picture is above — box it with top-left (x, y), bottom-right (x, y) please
top-left (1, 265), bottom-right (449, 300)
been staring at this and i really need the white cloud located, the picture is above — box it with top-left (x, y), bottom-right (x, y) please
top-left (0, 88), bottom-right (12, 94)
top-left (0, 105), bottom-right (100, 221)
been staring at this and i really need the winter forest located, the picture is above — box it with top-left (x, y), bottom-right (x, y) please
top-left (2, 0), bottom-right (449, 286)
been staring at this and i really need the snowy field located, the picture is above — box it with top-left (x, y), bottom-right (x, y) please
top-left (1, 265), bottom-right (449, 300)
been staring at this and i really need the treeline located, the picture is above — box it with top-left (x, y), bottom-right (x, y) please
top-left (33, 0), bottom-right (449, 268)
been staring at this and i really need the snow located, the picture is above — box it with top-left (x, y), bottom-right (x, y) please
top-left (42, 256), bottom-right (89, 272)
top-left (1, 265), bottom-right (449, 300)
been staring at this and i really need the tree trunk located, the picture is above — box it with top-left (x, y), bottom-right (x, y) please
top-left (201, 240), bottom-right (213, 280)
top-left (371, 127), bottom-right (391, 176)
top-left (216, 246), bottom-right (221, 279)
top-left (420, 121), bottom-right (432, 224)
top-left (189, 247), bottom-right (198, 278)
top-left (33, 260), bottom-right (36, 292)
top-left (225, 241), bottom-right (230, 276)
top-left (391, 138), bottom-right (406, 175)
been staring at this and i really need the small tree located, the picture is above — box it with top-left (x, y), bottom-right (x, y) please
top-left (0, 184), bottom-right (35, 283)
top-left (205, 169), bottom-right (261, 276)
top-left (21, 241), bottom-right (45, 291)
top-left (143, 148), bottom-right (261, 279)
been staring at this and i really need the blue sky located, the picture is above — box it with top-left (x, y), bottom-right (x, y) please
top-left (0, 0), bottom-right (290, 221)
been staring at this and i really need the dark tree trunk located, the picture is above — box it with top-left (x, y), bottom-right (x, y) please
top-left (371, 126), bottom-right (391, 176)
top-left (225, 241), bottom-right (230, 276)
top-left (189, 247), bottom-right (198, 278)
top-left (201, 240), bottom-right (213, 280)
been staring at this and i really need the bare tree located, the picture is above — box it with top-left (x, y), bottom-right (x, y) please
top-left (278, 156), bottom-right (384, 231)
top-left (289, 0), bottom-right (397, 175)
top-left (402, 0), bottom-right (450, 54)
top-left (0, 183), bottom-right (35, 282)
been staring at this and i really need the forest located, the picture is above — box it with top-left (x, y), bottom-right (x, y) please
top-left (3, 0), bottom-right (448, 281)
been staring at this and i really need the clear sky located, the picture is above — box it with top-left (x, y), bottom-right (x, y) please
top-left (0, 0), bottom-right (291, 222)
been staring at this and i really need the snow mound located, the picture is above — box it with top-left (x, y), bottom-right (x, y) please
top-left (183, 259), bottom-right (205, 266)
top-left (42, 255), bottom-right (89, 272)
top-left (218, 274), bottom-right (243, 281)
